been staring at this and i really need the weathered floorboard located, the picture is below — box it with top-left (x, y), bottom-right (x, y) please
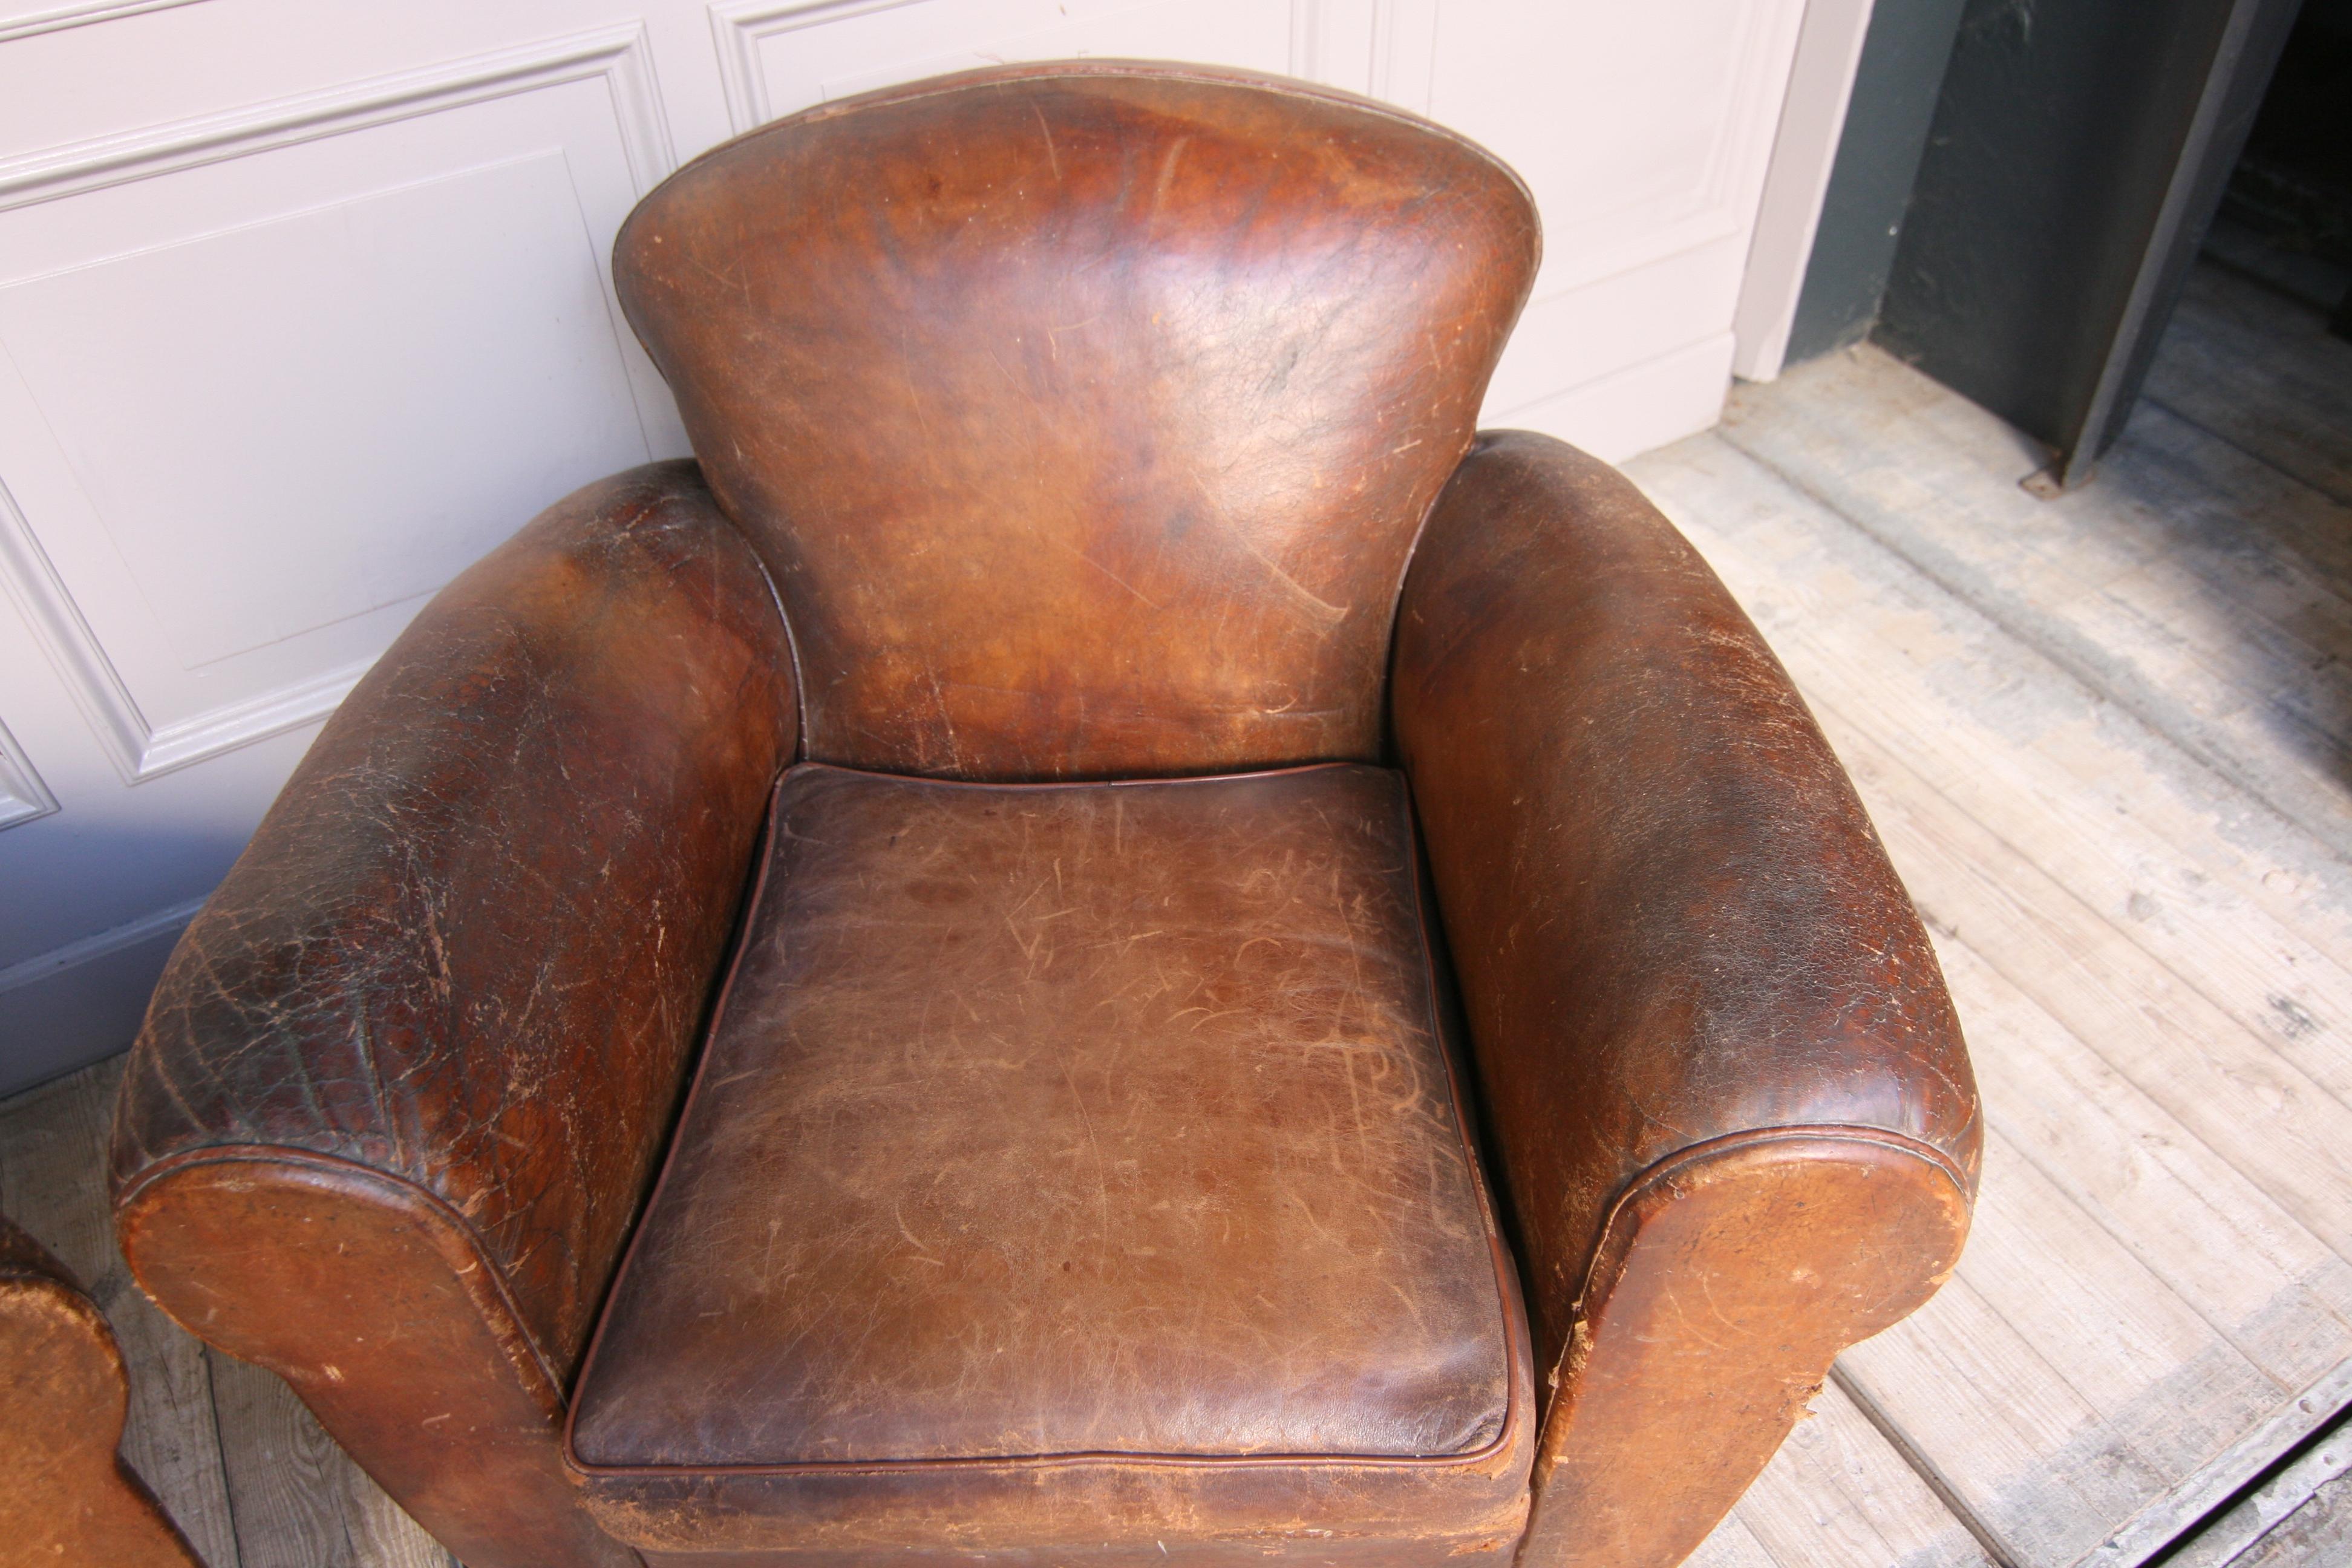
top-left (1726, 1382), bottom-right (1993, 1568)
top-left (1623, 283), bottom-right (2352, 1566)
top-left (2141, 261), bottom-right (2352, 508)
top-left (1713, 342), bottom-right (2352, 858)
top-left (208, 1350), bottom-right (452, 1568)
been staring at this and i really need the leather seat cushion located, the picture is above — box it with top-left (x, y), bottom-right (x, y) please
top-left (567, 762), bottom-right (1532, 1559)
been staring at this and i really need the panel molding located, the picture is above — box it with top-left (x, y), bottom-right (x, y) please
top-left (0, 21), bottom-right (674, 212)
top-left (707, 0), bottom-right (1364, 136)
top-left (0, 471), bottom-right (152, 781)
top-left (1418, 0), bottom-right (1791, 305)
top-left (710, 0), bottom-right (915, 134)
top-left (0, 374), bottom-right (385, 784)
top-left (1491, 330), bottom-right (1737, 463)
top-left (0, 893), bottom-right (201, 996)
top-left (0, 711), bottom-right (57, 830)
top-left (0, 893), bottom-right (203, 1095)
top-left (1289, 0), bottom-right (1419, 99)
top-left (0, 0), bottom-right (201, 45)
top-left (0, 470), bottom-right (341, 780)
top-left (1363, 0), bottom-right (1437, 110)
top-left (0, 25), bottom-right (677, 783)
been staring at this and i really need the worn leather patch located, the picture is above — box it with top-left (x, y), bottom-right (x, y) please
top-left (575, 762), bottom-right (1518, 1475)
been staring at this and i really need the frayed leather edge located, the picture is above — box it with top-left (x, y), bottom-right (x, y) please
top-left (1555, 1125), bottom-right (1973, 1393)
top-left (114, 1147), bottom-right (569, 1411)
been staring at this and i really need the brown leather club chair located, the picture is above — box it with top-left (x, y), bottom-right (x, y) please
top-left (1, 1210), bottom-right (204, 1566)
top-left (108, 60), bottom-right (1980, 1568)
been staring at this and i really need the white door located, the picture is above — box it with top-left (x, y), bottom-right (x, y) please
top-left (0, 0), bottom-right (1835, 1092)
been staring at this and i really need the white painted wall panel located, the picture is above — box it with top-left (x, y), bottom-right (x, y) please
top-left (715, 0), bottom-right (1308, 130)
top-left (2, 156), bottom-right (647, 670)
top-left (0, 715), bottom-right (57, 831)
top-left (1402, 0), bottom-right (1809, 434)
top-left (0, 0), bottom-right (1854, 1090)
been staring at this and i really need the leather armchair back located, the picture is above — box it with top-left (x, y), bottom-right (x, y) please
top-left (615, 62), bottom-right (1538, 780)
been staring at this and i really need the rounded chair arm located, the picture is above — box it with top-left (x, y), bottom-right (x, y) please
top-left (111, 460), bottom-right (797, 1568)
top-left (1392, 430), bottom-right (1979, 1568)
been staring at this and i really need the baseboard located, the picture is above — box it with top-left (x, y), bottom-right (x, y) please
top-left (1489, 332), bottom-right (1737, 462)
top-left (0, 898), bottom-right (201, 1097)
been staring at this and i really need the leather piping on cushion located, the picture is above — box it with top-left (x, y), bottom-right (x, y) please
top-left (563, 761), bottom-right (1529, 1483)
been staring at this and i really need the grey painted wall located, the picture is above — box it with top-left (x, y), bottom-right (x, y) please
top-left (1877, 0), bottom-right (2299, 480)
top-left (1783, 0), bottom-right (1970, 365)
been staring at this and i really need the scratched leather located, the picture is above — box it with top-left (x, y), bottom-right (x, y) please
top-left (1391, 431), bottom-right (1983, 1386)
top-left (1518, 1141), bottom-right (1968, 1568)
top-left (613, 62), bottom-right (1538, 781)
top-left (100, 60), bottom-right (1985, 1568)
top-left (110, 461), bottom-right (796, 1383)
top-left (1, 1212), bottom-right (203, 1566)
top-left (573, 763), bottom-right (1517, 1473)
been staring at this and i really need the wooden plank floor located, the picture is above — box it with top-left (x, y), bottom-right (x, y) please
top-left (1665, 252), bottom-right (2352, 1568)
top-left (2, 252), bottom-right (2347, 1567)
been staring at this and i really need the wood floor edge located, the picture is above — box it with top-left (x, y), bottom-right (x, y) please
top-left (2074, 1357), bottom-right (2352, 1568)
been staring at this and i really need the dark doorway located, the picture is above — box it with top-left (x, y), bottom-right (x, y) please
top-left (1870, 0), bottom-right (2305, 490)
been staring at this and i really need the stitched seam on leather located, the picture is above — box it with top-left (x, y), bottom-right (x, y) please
top-left (743, 518), bottom-right (805, 764)
top-left (640, 59), bottom-right (1537, 223)
top-left (1382, 440), bottom-right (1480, 765)
top-left (576, 1449), bottom-right (1515, 1480)
top-left (566, 779), bottom-right (786, 1396)
top-left (670, 459), bottom-right (803, 764)
top-left (573, 1438), bottom-right (1523, 1478)
top-left (782, 759), bottom-right (1367, 792)
top-left (114, 1146), bottom-right (569, 1406)
top-left (1566, 1125), bottom-right (1973, 1335)
top-left (564, 765), bottom-right (1529, 1481)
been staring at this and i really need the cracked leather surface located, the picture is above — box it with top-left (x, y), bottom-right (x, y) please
top-left (113, 460), bottom-right (794, 1378)
top-left (568, 763), bottom-right (1532, 1555)
top-left (1392, 431), bottom-right (1980, 1568)
top-left (102, 60), bottom-right (1979, 1568)
top-left (613, 62), bottom-right (1537, 781)
top-left (109, 461), bottom-right (792, 1568)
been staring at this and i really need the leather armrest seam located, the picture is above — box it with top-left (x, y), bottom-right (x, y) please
top-left (737, 532), bottom-right (805, 765)
top-left (1566, 1124), bottom-right (1972, 1333)
top-left (641, 62), bottom-right (1540, 247)
top-left (114, 1145), bottom-right (567, 1406)
top-left (1380, 440), bottom-right (1486, 764)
